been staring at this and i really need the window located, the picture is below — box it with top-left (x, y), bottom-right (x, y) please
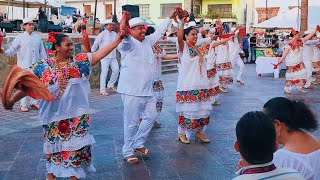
top-left (208, 4), bottom-right (232, 16)
top-left (137, 4), bottom-right (150, 18)
top-left (194, 5), bottom-right (201, 16)
top-left (160, 3), bottom-right (182, 17)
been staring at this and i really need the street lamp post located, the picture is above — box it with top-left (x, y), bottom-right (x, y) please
top-left (112, 0), bottom-right (118, 23)
top-left (189, 0), bottom-right (195, 22)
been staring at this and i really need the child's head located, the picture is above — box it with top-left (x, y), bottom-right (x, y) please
top-left (234, 111), bottom-right (276, 165)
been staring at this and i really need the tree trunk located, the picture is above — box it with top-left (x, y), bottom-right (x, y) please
top-left (300, 0), bottom-right (308, 34)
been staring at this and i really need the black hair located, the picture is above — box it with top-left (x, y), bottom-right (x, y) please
top-left (263, 97), bottom-right (318, 132)
top-left (52, 34), bottom-right (68, 50)
top-left (183, 27), bottom-right (195, 41)
top-left (146, 26), bottom-right (155, 36)
top-left (236, 111), bottom-right (276, 165)
top-left (272, 34), bottom-right (278, 39)
top-left (290, 31), bottom-right (299, 37)
top-left (201, 29), bottom-right (210, 38)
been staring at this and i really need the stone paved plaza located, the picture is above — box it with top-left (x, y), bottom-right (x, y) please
top-left (0, 64), bottom-right (319, 180)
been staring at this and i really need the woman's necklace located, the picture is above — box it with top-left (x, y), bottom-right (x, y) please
top-left (190, 44), bottom-right (205, 77)
top-left (54, 57), bottom-right (71, 100)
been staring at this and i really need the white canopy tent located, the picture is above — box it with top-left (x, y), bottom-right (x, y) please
top-left (31, 0), bottom-right (65, 7)
top-left (254, 7), bottom-right (320, 30)
top-left (0, 0), bottom-right (65, 7)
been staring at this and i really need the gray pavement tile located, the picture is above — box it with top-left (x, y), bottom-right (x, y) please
top-left (0, 161), bottom-right (13, 172)
top-left (0, 172), bottom-right (6, 180)
top-left (5, 172), bottom-right (36, 180)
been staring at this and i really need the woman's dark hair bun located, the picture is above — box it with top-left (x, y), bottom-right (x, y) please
top-left (263, 97), bottom-right (318, 132)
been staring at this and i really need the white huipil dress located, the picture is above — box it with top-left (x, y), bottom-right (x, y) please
top-left (283, 42), bottom-right (307, 90)
top-left (206, 40), bottom-right (220, 104)
top-left (176, 42), bottom-right (212, 140)
top-left (30, 53), bottom-right (96, 179)
top-left (153, 43), bottom-right (166, 123)
top-left (312, 44), bottom-right (320, 77)
top-left (216, 42), bottom-right (233, 87)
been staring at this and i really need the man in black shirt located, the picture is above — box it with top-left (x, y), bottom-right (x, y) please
top-left (72, 11), bottom-right (78, 23)
top-left (250, 33), bottom-right (257, 62)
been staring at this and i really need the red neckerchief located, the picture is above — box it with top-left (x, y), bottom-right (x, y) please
top-left (288, 40), bottom-right (303, 51)
top-left (240, 163), bottom-right (276, 175)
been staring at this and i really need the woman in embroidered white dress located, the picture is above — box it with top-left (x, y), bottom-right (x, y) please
top-left (312, 43), bottom-right (320, 82)
top-left (6, 33), bottom-right (123, 180)
top-left (175, 17), bottom-right (213, 144)
top-left (215, 35), bottom-right (234, 93)
top-left (276, 28), bottom-right (319, 94)
top-left (203, 30), bottom-right (233, 105)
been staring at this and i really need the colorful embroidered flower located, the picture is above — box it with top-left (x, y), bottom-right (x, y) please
top-left (178, 116), bottom-right (185, 125)
top-left (57, 120), bottom-right (71, 135)
top-left (191, 121), bottom-right (198, 129)
top-left (74, 53), bottom-right (89, 62)
top-left (41, 69), bottom-right (52, 85)
top-left (176, 93), bottom-right (183, 102)
top-left (178, 116), bottom-right (210, 130)
top-left (32, 62), bottom-right (47, 78)
top-left (77, 62), bottom-right (90, 77)
top-left (69, 67), bottom-right (81, 78)
top-left (72, 117), bottom-right (80, 126)
top-left (176, 89), bottom-right (210, 103)
top-left (61, 151), bottom-right (70, 161)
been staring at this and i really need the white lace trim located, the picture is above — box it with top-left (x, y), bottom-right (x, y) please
top-left (285, 68), bottom-right (307, 80)
top-left (46, 162), bottom-right (96, 179)
top-left (44, 133), bottom-right (96, 154)
top-left (178, 111), bottom-right (211, 119)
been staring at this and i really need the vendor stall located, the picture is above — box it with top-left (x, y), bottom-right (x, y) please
top-left (256, 57), bottom-right (286, 78)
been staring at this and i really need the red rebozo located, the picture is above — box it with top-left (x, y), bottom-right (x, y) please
top-left (81, 29), bottom-right (91, 52)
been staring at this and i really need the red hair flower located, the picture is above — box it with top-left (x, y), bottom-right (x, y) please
top-left (291, 29), bottom-right (297, 35)
top-left (47, 32), bottom-right (59, 43)
top-left (317, 25), bottom-right (320, 32)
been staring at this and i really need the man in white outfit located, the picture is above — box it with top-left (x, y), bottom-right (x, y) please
top-left (229, 30), bottom-right (245, 85)
top-left (1, 17), bottom-right (47, 112)
top-left (302, 34), bottom-right (320, 88)
top-left (91, 19), bottom-right (119, 95)
top-left (117, 10), bottom-right (175, 164)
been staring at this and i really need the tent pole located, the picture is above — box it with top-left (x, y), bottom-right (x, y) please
top-left (23, 0), bottom-right (25, 18)
top-left (11, 0), bottom-right (13, 20)
top-left (93, 0), bottom-right (98, 34)
top-left (7, 0), bottom-right (9, 20)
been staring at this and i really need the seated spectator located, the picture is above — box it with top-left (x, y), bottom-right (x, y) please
top-left (64, 14), bottom-right (73, 28)
top-left (0, 12), bottom-right (3, 22)
top-left (233, 111), bottom-right (304, 180)
top-left (263, 97), bottom-right (320, 180)
top-left (73, 16), bottom-right (83, 33)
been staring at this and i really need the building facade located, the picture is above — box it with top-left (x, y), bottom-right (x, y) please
top-left (128, 0), bottom-right (245, 25)
top-left (65, 0), bottom-right (127, 22)
top-left (64, 0), bottom-right (245, 25)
